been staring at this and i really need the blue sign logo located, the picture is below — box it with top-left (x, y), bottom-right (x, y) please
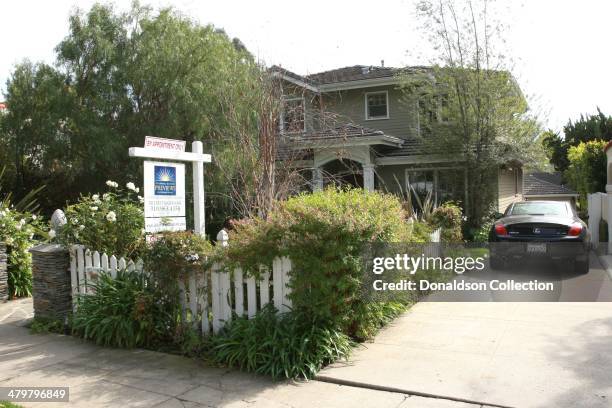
top-left (154, 166), bottom-right (176, 196)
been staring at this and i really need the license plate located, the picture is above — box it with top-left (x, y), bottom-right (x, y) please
top-left (526, 243), bottom-right (547, 254)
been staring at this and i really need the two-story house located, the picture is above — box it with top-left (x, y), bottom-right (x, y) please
top-left (271, 65), bottom-right (523, 212)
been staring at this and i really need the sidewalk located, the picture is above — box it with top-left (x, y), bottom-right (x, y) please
top-left (0, 299), bottom-right (488, 408)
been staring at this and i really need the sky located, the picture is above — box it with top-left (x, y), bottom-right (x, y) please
top-left (1, 0), bottom-right (611, 134)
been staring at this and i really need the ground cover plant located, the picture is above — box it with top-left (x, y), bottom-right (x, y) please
top-left (71, 269), bottom-right (175, 348)
top-left (211, 305), bottom-right (353, 380)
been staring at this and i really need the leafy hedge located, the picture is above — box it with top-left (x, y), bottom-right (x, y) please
top-left (223, 188), bottom-right (429, 340)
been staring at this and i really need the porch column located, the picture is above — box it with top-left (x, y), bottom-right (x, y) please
top-left (312, 167), bottom-right (323, 192)
top-left (363, 164), bottom-right (375, 192)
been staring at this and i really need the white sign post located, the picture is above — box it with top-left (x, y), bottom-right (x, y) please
top-left (129, 137), bottom-right (212, 236)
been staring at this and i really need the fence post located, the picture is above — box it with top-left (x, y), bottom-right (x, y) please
top-left (607, 195), bottom-right (612, 255)
top-left (211, 229), bottom-right (230, 333)
top-left (30, 244), bottom-right (72, 321)
top-left (0, 243), bottom-right (7, 302)
top-left (588, 193), bottom-right (601, 247)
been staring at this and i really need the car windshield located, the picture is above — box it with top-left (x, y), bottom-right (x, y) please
top-left (508, 202), bottom-right (569, 216)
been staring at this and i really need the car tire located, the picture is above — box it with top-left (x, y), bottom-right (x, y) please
top-left (490, 255), bottom-right (505, 270)
top-left (574, 255), bottom-right (589, 274)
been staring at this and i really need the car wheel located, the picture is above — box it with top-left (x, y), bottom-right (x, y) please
top-left (490, 255), bottom-right (505, 270)
top-left (574, 255), bottom-right (589, 274)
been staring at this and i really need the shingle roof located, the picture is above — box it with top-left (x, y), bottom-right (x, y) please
top-left (306, 65), bottom-right (402, 85)
top-left (270, 65), bottom-right (431, 87)
top-left (308, 124), bottom-right (386, 139)
top-left (524, 172), bottom-right (578, 196)
top-left (374, 137), bottom-right (448, 157)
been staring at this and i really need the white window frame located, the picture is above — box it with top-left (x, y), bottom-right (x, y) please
top-left (280, 96), bottom-right (306, 133)
top-left (364, 91), bottom-right (389, 120)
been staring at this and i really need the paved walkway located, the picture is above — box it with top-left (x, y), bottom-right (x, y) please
top-left (0, 299), bottom-right (485, 408)
top-left (318, 254), bottom-right (612, 408)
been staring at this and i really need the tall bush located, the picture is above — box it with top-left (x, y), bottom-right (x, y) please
top-left (224, 188), bottom-right (428, 339)
top-left (564, 140), bottom-right (607, 209)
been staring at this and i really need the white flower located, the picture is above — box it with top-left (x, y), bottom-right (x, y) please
top-left (135, 187), bottom-right (140, 193)
top-left (79, 225), bottom-right (85, 230)
top-left (90, 206), bottom-right (98, 212)
top-left (71, 218), bottom-right (79, 225)
top-left (126, 182), bottom-right (137, 192)
top-left (185, 253), bottom-right (200, 262)
top-left (19, 219), bottom-right (26, 225)
top-left (141, 228), bottom-right (146, 236)
top-left (15, 224), bottom-right (22, 231)
top-left (103, 193), bottom-right (110, 201)
top-left (92, 194), bottom-right (101, 204)
top-left (31, 215), bottom-right (37, 220)
top-left (106, 211), bottom-right (117, 222)
top-left (5, 237), bottom-right (13, 245)
top-left (48, 230), bottom-right (56, 239)
top-left (138, 196), bottom-right (144, 204)
top-left (106, 180), bottom-right (118, 188)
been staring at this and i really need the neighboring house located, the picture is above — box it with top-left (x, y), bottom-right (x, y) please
top-left (271, 65), bottom-right (523, 212)
top-left (523, 172), bottom-right (578, 207)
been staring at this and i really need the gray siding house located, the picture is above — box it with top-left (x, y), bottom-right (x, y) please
top-left (272, 65), bottom-right (523, 212)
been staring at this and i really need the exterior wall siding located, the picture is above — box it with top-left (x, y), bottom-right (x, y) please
top-left (498, 167), bottom-right (523, 212)
top-left (322, 86), bottom-right (419, 139)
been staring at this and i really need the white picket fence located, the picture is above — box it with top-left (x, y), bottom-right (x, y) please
top-left (70, 227), bottom-right (440, 335)
top-left (69, 230), bottom-right (292, 334)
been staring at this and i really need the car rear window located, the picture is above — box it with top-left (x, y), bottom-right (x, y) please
top-left (508, 202), bottom-right (569, 216)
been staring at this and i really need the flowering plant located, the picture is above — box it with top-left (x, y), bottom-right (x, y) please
top-left (0, 204), bottom-right (45, 297)
top-left (57, 181), bottom-right (145, 258)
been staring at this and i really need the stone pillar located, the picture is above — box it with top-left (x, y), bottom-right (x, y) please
top-left (0, 243), bottom-right (7, 302)
top-left (312, 167), bottom-right (323, 192)
top-left (29, 244), bottom-right (72, 320)
top-left (363, 164), bottom-right (375, 192)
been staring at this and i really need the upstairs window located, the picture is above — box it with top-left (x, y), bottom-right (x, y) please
top-left (365, 91), bottom-right (389, 120)
top-left (281, 97), bottom-right (305, 133)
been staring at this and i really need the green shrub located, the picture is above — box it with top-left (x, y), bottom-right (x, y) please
top-left (144, 231), bottom-right (213, 283)
top-left (0, 204), bottom-right (45, 298)
top-left (72, 269), bottom-right (175, 348)
top-left (224, 188), bottom-right (426, 340)
top-left (430, 202), bottom-right (464, 242)
top-left (211, 305), bottom-right (353, 380)
top-left (58, 181), bottom-right (145, 258)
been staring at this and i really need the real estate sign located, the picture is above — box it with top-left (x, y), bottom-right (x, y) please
top-left (143, 160), bottom-right (186, 233)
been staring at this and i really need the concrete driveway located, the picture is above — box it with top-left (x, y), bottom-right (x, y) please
top-left (318, 254), bottom-right (612, 408)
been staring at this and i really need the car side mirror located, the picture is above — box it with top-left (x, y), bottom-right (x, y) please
top-left (494, 212), bottom-right (503, 219)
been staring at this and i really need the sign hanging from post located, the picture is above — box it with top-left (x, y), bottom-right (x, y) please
top-left (129, 137), bottom-right (211, 236)
top-left (143, 161), bottom-right (186, 233)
